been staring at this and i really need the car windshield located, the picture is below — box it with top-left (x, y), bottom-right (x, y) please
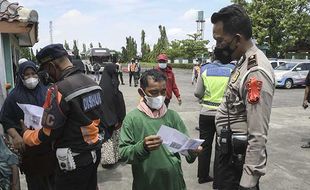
top-left (275, 63), bottom-right (297, 70)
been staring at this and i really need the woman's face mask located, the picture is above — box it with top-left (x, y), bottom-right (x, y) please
top-left (23, 77), bottom-right (39, 89)
top-left (22, 67), bottom-right (39, 89)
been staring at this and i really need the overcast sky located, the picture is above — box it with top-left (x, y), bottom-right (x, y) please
top-left (16, 0), bottom-right (231, 52)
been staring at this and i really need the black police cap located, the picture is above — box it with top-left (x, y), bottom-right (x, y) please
top-left (36, 44), bottom-right (68, 64)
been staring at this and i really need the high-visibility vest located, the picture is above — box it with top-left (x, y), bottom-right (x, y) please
top-left (130, 63), bottom-right (136, 72)
top-left (201, 63), bottom-right (234, 109)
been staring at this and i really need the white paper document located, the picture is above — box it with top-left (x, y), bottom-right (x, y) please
top-left (17, 103), bottom-right (44, 130)
top-left (157, 125), bottom-right (204, 154)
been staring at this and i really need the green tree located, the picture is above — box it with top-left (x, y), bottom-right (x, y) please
top-left (154, 25), bottom-right (169, 56)
top-left (141, 30), bottom-right (146, 60)
top-left (30, 48), bottom-right (35, 62)
top-left (166, 40), bottom-right (183, 61)
top-left (64, 40), bottom-right (70, 50)
top-left (124, 36), bottom-right (137, 61)
top-left (120, 47), bottom-right (128, 62)
top-left (232, 0), bottom-right (310, 57)
top-left (187, 33), bottom-right (202, 41)
top-left (20, 47), bottom-right (31, 60)
top-left (180, 39), bottom-right (209, 59)
top-left (73, 40), bottom-right (79, 57)
top-left (82, 43), bottom-right (87, 53)
top-left (141, 29), bottom-right (152, 62)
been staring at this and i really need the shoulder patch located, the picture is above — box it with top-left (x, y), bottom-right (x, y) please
top-left (82, 92), bottom-right (102, 112)
top-left (247, 54), bottom-right (257, 70)
top-left (246, 77), bottom-right (262, 104)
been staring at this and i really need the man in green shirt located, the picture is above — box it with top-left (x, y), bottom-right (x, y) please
top-left (119, 69), bottom-right (202, 190)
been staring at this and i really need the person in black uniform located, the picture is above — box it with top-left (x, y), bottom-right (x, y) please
top-left (21, 44), bottom-right (112, 190)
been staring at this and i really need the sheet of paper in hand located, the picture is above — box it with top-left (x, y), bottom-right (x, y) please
top-left (17, 103), bottom-right (44, 129)
top-left (156, 125), bottom-right (204, 154)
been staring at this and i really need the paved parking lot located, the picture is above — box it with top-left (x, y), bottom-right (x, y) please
top-left (20, 68), bottom-right (310, 190)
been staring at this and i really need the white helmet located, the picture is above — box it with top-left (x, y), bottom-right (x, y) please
top-left (18, 58), bottom-right (28, 65)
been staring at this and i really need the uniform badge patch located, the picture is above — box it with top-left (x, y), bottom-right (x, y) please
top-left (231, 71), bottom-right (240, 83)
top-left (246, 77), bottom-right (262, 104)
top-left (82, 92), bottom-right (102, 112)
top-left (247, 55), bottom-right (258, 70)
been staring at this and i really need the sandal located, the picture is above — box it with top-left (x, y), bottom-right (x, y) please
top-left (301, 143), bottom-right (310, 148)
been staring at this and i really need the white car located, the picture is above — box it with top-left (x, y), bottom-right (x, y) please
top-left (274, 61), bottom-right (310, 89)
top-left (269, 60), bottom-right (286, 69)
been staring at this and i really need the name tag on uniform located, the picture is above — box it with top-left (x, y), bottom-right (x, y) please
top-left (82, 92), bottom-right (102, 112)
top-left (231, 71), bottom-right (240, 83)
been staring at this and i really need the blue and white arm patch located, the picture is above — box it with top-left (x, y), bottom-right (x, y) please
top-left (82, 92), bottom-right (102, 112)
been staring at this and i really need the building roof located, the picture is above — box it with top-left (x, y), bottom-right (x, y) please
top-left (0, 0), bottom-right (39, 46)
top-left (0, 0), bottom-right (38, 23)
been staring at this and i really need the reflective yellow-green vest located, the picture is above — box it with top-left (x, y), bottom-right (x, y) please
top-left (201, 63), bottom-right (234, 109)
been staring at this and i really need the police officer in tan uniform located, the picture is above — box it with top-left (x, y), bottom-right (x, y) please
top-left (211, 5), bottom-right (275, 190)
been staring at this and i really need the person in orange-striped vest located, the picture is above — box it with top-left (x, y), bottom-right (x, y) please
top-left (192, 59), bottom-right (201, 85)
top-left (21, 44), bottom-right (112, 190)
top-left (128, 58), bottom-right (140, 87)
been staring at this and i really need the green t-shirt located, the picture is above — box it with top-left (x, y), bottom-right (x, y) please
top-left (119, 108), bottom-right (196, 190)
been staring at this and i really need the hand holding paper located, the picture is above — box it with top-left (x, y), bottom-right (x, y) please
top-left (144, 135), bottom-right (163, 151)
top-left (156, 125), bottom-right (204, 155)
top-left (17, 103), bottom-right (44, 130)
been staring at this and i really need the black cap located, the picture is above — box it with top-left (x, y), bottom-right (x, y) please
top-left (36, 44), bottom-right (68, 64)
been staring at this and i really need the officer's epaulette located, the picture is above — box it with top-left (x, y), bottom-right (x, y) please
top-left (247, 54), bottom-right (257, 70)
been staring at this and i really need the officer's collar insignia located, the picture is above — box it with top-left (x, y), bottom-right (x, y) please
top-left (237, 55), bottom-right (246, 67)
top-left (231, 70), bottom-right (240, 84)
top-left (247, 54), bottom-right (257, 70)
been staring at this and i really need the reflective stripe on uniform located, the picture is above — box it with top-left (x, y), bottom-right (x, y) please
top-left (64, 86), bottom-right (102, 102)
top-left (201, 100), bottom-right (221, 107)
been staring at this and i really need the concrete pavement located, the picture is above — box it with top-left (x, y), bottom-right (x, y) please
top-left (18, 68), bottom-right (310, 190)
top-left (97, 68), bottom-right (310, 190)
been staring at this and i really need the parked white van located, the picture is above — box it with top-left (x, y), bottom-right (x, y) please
top-left (275, 61), bottom-right (310, 89)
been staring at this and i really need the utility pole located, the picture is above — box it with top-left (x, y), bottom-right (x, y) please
top-left (196, 11), bottom-right (205, 41)
top-left (49, 21), bottom-right (53, 44)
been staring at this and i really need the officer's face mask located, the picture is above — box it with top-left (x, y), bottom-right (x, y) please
top-left (140, 88), bottom-right (165, 110)
top-left (44, 62), bottom-right (60, 83)
top-left (214, 37), bottom-right (238, 64)
top-left (23, 77), bottom-right (39, 89)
